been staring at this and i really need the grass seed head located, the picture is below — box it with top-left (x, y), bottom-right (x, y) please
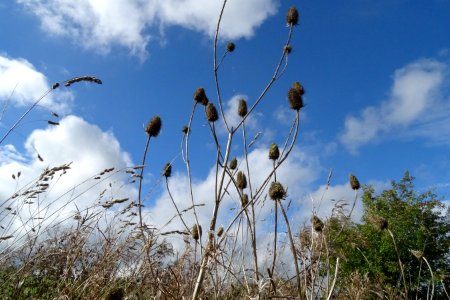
top-left (269, 143), bottom-right (280, 160)
top-left (145, 116), bottom-right (162, 137)
top-left (229, 157), bottom-right (237, 170)
top-left (206, 102), bottom-right (219, 122)
top-left (269, 181), bottom-right (286, 200)
top-left (238, 99), bottom-right (248, 117)
top-left (163, 163), bottom-right (172, 177)
top-left (349, 174), bottom-right (361, 190)
top-left (236, 171), bottom-right (247, 190)
top-left (286, 6), bottom-right (299, 26)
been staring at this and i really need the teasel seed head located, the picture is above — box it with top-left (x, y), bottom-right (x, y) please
top-left (241, 193), bottom-right (249, 207)
top-left (236, 171), bottom-right (247, 190)
top-left (237, 99), bottom-right (248, 117)
top-left (145, 116), bottom-right (162, 137)
top-left (206, 102), bottom-right (219, 122)
top-left (293, 81), bottom-right (305, 95)
top-left (192, 224), bottom-right (202, 240)
top-left (229, 157), bottom-right (237, 170)
top-left (269, 143), bottom-right (280, 160)
top-left (349, 174), bottom-right (361, 190)
top-left (369, 214), bottom-right (388, 231)
top-left (284, 44), bottom-right (292, 54)
top-left (194, 87), bottom-right (209, 105)
top-left (411, 249), bottom-right (424, 260)
top-left (227, 42), bottom-right (235, 52)
top-left (162, 163), bottom-right (172, 177)
top-left (288, 86), bottom-right (304, 111)
top-left (286, 6), bottom-right (299, 26)
top-left (311, 215), bottom-right (324, 232)
top-left (269, 181), bottom-right (286, 200)
top-left (217, 226), bottom-right (224, 237)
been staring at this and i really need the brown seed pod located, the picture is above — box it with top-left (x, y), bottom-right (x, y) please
top-left (349, 174), bottom-right (361, 190)
top-left (292, 81), bottom-right (305, 95)
top-left (162, 163), bottom-right (172, 177)
top-left (206, 103), bottom-right (219, 122)
top-left (194, 87), bottom-right (209, 105)
top-left (238, 99), bottom-right (248, 117)
top-left (145, 116), bottom-right (162, 137)
top-left (288, 87), bottom-right (304, 111)
top-left (369, 215), bottom-right (388, 231)
top-left (240, 194), bottom-right (249, 207)
top-left (269, 143), bottom-right (280, 160)
top-left (311, 215), bottom-right (324, 232)
top-left (269, 181), bottom-right (286, 200)
top-left (236, 171), bottom-right (247, 190)
top-left (227, 42), bottom-right (235, 52)
top-left (286, 6), bottom-right (299, 26)
top-left (192, 224), bottom-right (202, 240)
top-left (217, 226), bottom-right (224, 237)
top-left (229, 157), bottom-right (237, 170)
top-left (283, 45), bottom-right (292, 54)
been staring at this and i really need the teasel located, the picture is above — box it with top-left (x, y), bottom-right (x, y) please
top-left (182, 125), bottom-right (189, 135)
top-left (206, 102), bottom-right (219, 122)
top-left (349, 174), bottom-right (361, 190)
top-left (237, 99), bottom-right (248, 117)
top-left (369, 214), bottom-right (388, 231)
top-left (269, 181), bottom-right (286, 200)
top-left (311, 215), bottom-right (324, 232)
top-left (229, 157), bottom-right (237, 170)
top-left (269, 143), bottom-right (280, 160)
top-left (145, 116), bottom-right (162, 137)
top-left (193, 87), bottom-right (209, 106)
top-left (240, 193), bottom-right (249, 207)
top-left (288, 82), bottom-right (304, 111)
top-left (227, 42), bottom-right (235, 52)
top-left (217, 226), bottom-right (224, 237)
top-left (286, 6), bottom-right (299, 26)
top-left (411, 249), bottom-right (424, 260)
top-left (162, 163), bottom-right (172, 177)
top-left (236, 171), bottom-right (247, 189)
top-left (293, 81), bottom-right (305, 95)
top-left (283, 44), bottom-right (292, 54)
top-left (192, 224), bottom-right (202, 240)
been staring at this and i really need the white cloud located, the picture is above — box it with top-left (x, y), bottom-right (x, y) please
top-left (340, 58), bottom-right (449, 153)
top-left (0, 54), bottom-right (73, 112)
top-left (0, 115), bottom-right (135, 250)
top-left (16, 0), bottom-right (279, 60)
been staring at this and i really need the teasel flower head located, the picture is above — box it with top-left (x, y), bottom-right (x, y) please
top-left (145, 116), bottom-right (162, 137)
top-left (269, 143), bottom-right (280, 160)
top-left (286, 6), bottom-right (299, 26)
top-left (238, 99), bottom-right (248, 117)
top-left (311, 215), bottom-right (324, 232)
top-left (192, 224), bottom-right (202, 240)
top-left (229, 157), bottom-right (237, 170)
top-left (227, 42), bottom-right (235, 52)
top-left (349, 174), bottom-right (361, 190)
top-left (269, 181), bottom-right (286, 200)
top-left (236, 171), bottom-right (247, 190)
top-left (206, 102), bottom-right (219, 122)
top-left (162, 163), bottom-right (172, 177)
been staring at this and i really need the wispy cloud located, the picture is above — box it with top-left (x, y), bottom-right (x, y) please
top-left (340, 58), bottom-right (449, 153)
top-left (16, 0), bottom-right (279, 60)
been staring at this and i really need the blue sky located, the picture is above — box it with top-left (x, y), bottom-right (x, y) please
top-left (0, 0), bottom-right (450, 236)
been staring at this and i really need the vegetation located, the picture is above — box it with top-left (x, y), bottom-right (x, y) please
top-left (0, 1), bottom-right (449, 299)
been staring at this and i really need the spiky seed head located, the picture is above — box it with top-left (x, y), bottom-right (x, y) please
top-left (269, 181), bottom-right (286, 200)
top-left (227, 42), bottom-right (235, 52)
top-left (236, 171), bottom-right (247, 190)
top-left (194, 87), bottom-right (206, 102)
top-left (269, 143), bottom-right (280, 160)
top-left (182, 125), bottom-right (189, 135)
top-left (241, 194), bottom-right (249, 207)
top-left (284, 45), bottom-right (292, 54)
top-left (217, 226), bottom-right (224, 237)
top-left (411, 250), bottom-right (423, 260)
top-left (293, 81), bottom-right (305, 95)
top-left (162, 163), bottom-right (172, 177)
top-left (286, 6), bottom-right (299, 26)
top-left (206, 103), bottom-right (219, 122)
top-left (288, 87), bottom-right (304, 111)
top-left (192, 224), bottom-right (202, 240)
top-left (145, 116), bottom-right (162, 137)
top-left (229, 157), bottom-right (237, 170)
top-left (311, 215), bottom-right (324, 232)
top-left (349, 174), bottom-right (361, 190)
top-left (369, 215), bottom-right (388, 231)
top-left (238, 99), bottom-right (248, 117)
